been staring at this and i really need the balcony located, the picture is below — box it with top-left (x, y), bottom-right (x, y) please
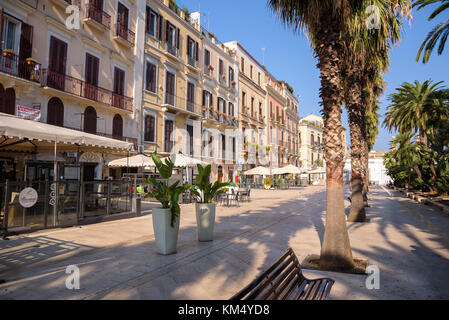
top-left (204, 65), bottom-right (213, 77)
top-left (41, 69), bottom-right (133, 112)
top-left (84, 3), bottom-right (111, 31)
top-left (219, 73), bottom-right (227, 86)
top-left (114, 24), bottom-right (135, 47)
top-left (163, 92), bottom-right (200, 115)
top-left (187, 56), bottom-right (197, 68)
top-left (165, 42), bottom-right (178, 57)
top-left (0, 53), bottom-right (41, 83)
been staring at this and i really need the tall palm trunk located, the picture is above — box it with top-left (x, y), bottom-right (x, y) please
top-left (362, 144), bottom-right (369, 206)
top-left (346, 68), bottom-right (367, 222)
top-left (317, 22), bottom-right (354, 270)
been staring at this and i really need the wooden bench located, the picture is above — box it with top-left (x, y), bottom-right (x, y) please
top-left (230, 248), bottom-right (335, 300)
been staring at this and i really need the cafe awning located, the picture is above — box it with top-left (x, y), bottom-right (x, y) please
top-left (0, 113), bottom-right (134, 151)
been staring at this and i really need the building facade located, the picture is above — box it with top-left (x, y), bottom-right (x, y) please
top-left (298, 114), bottom-right (325, 170)
top-left (0, 0), bottom-right (141, 181)
top-left (282, 83), bottom-right (300, 167)
top-left (223, 41), bottom-right (267, 172)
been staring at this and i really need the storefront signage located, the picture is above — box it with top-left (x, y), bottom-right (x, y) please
top-left (17, 105), bottom-right (41, 121)
top-left (19, 187), bottom-right (38, 208)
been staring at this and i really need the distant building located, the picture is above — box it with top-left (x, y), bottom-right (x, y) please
top-left (344, 151), bottom-right (392, 185)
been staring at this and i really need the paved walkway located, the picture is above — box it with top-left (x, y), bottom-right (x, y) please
top-left (1, 186), bottom-right (449, 299)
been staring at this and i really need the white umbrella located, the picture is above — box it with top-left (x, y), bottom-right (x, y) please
top-left (162, 153), bottom-right (208, 168)
top-left (272, 164), bottom-right (302, 175)
top-left (243, 166), bottom-right (271, 176)
top-left (308, 169), bottom-right (326, 174)
top-left (107, 154), bottom-right (156, 168)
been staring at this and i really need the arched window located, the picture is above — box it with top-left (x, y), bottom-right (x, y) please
top-left (84, 106), bottom-right (97, 134)
top-left (311, 134), bottom-right (315, 145)
top-left (144, 115), bottom-right (155, 142)
top-left (47, 97), bottom-right (64, 126)
top-left (112, 114), bottom-right (123, 138)
top-left (3, 88), bottom-right (15, 115)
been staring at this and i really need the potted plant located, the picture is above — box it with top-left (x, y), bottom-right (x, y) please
top-left (231, 80), bottom-right (236, 86)
top-left (139, 154), bottom-right (190, 255)
top-left (207, 64), bottom-right (214, 71)
top-left (190, 164), bottom-right (229, 241)
top-left (263, 177), bottom-right (273, 189)
top-left (26, 57), bottom-right (37, 66)
top-left (2, 49), bottom-right (15, 58)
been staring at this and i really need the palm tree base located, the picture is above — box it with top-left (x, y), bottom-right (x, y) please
top-left (301, 254), bottom-right (367, 274)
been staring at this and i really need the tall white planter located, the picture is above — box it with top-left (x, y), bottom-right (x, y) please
top-left (152, 207), bottom-right (180, 255)
top-left (195, 203), bottom-right (216, 242)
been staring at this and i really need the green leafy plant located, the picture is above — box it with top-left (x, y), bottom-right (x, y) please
top-left (139, 154), bottom-right (190, 227)
top-left (263, 176), bottom-right (273, 187)
top-left (190, 164), bottom-right (229, 203)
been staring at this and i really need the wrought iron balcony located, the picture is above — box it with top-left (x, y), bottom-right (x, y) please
top-left (85, 2), bottom-right (111, 30)
top-left (41, 69), bottom-right (133, 111)
top-left (0, 52), bottom-right (41, 83)
top-left (115, 24), bottom-right (135, 46)
top-left (165, 42), bottom-right (178, 57)
top-left (187, 56), bottom-right (197, 68)
top-left (219, 73), bottom-right (227, 86)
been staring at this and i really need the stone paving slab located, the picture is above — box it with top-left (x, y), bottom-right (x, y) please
top-left (1, 186), bottom-right (449, 300)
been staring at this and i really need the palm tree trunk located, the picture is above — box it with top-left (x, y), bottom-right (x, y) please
top-left (346, 68), bottom-right (367, 222)
top-left (317, 25), bottom-right (354, 270)
top-left (362, 139), bottom-right (370, 207)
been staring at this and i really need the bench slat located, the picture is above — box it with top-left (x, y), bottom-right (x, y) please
top-left (230, 248), bottom-right (335, 301)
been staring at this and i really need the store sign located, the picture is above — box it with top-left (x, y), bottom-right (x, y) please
top-left (17, 105), bottom-right (41, 121)
top-left (19, 187), bottom-right (38, 208)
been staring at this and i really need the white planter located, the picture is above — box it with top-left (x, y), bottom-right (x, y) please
top-left (152, 207), bottom-right (180, 255)
top-left (195, 203), bottom-right (216, 242)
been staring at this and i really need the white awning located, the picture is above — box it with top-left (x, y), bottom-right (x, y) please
top-left (243, 166), bottom-right (271, 176)
top-left (107, 154), bottom-right (156, 168)
top-left (273, 165), bottom-right (302, 175)
top-left (0, 113), bottom-right (134, 151)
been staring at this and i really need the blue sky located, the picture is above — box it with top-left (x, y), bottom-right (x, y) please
top-left (178, 0), bottom-right (449, 150)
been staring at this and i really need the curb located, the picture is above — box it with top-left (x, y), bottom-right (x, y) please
top-left (389, 186), bottom-right (449, 217)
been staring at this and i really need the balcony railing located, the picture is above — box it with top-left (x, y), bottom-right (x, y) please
top-left (166, 42), bottom-right (178, 57)
top-left (187, 56), bottom-right (197, 68)
top-left (164, 92), bottom-right (199, 114)
top-left (219, 73), bottom-right (226, 86)
top-left (204, 65), bottom-right (213, 77)
top-left (115, 24), bottom-right (135, 46)
top-left (41, 69), bottom-right (133, 111)
top-left (85, 2), bottom-right (111, 29)
top-left (0, 53), bottom-right (41, 83)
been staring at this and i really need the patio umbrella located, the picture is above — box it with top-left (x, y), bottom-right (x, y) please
top-left (243, 166), bottom-right (271, 176)
top-left (162, 152), bottom-right (208, 167)
top-left (107, 154), bottom-right (156, 168)
top-left (272, 164), bottom-right (302, 175)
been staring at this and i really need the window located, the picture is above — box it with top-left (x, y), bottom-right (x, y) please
top-left (117, 2), bottom-right (129, 38)
top-left (250, 65), bottom-right (253, 79)
top-left (204, 49), bottom-right (211, 66)
top-left (48, 36), bottom-right (68, 90)
top-left (187, 82), bottom-right (195, 112)
top-left (84, 106), bottom-right (97, 134)
top-left (146, 7), bottom-right (158, 37)
top-left (164, 119), bottom-right (174, 152)
top-left (229, 102), bottom-right (234, 116)
top-left (241, 57), bottom-right (244, 73)
top-left (258, 72), bottom-right (261, 85)
top-left (145, 62), bottom-right (157, 92)
top-left (221, 134), bottom-right (226, 159)
top-left (251, 97), bottom-right (254, 116)
top-left (219, 59), bottom-right (224, 75)
top-left (187, 124), bottom-right (193, 156)
top-left (187, 36), bottom-right (198, 65)
top-left (47, 97), bottom-right (64, 127)
top-left (202, 90), bottom-right (212, 108)
top-left (311, 134), bottom-right (315, 145)
top-left (229, 67), bottom-right (234, 86)
top-left (85, 53), bottom-right (99, 100)
top-left (144, 115), bottom-right (155, 142)
top-left (242, 91), bottom-right (246, 107)
top-left (113, 67), bottom-right (126, 108)
top-left (1, 16), bottom-right (20, 54)
top-left (165, 71), bottom-right (175, 105)
top-left (112, 114), bottom-right (123, 138)
top-left (0, 85), bottom-right (15, 116)
top-left (259, 102), bottom-right (262, 119)
top-left (218, 97), bottom-right (225, 114)
top-left (270, 102), bottom-right (273, 118)
top-left (165, 21), bottom-right (179, 54)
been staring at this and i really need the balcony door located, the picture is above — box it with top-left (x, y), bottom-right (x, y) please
top-left (164, 119), bottom-right (174, 153)
top-left (90, 0), bottom-right (104, 22)
top-left (85, 53), bottom-right (99, 101)
top-left (84, 106), bottom-right (97, 134)
top-left (48, 36), bottom-right (67, 90)
top-left (165, 71), bottom-right (175, 105)
top-left (112, 114), bottom-right (123, 139)
top-left (117, 2), bottom-right (129, 38)
top-left (113, 67), bottom-right (125, 109)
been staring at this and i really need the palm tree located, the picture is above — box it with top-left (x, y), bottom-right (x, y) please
top-left (267, 0), bottom-right (357, 270)
top-left (344, 0), bottom-right (407, 222)
top-left (414, 0), bottom-right (449, 63)
top-left (384, 80), bottom-right (449, 192)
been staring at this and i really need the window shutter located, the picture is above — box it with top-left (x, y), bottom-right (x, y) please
top-left (187, 35), bottom-right (191, 56)
top-left (176, 28), bottom-right (180, 50)
top-left (146, 7), bottom-right (150, 33)
top-left (195, 41), bottom-right (199, 61)
top-left (19, 23), bottom-right (33, 60)
top-left (0, 9), bottom-right (3, 46)
top-left (157, 15), bottom-right (163, 40)
top-left (165, 20), bottom-right (170, 42)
